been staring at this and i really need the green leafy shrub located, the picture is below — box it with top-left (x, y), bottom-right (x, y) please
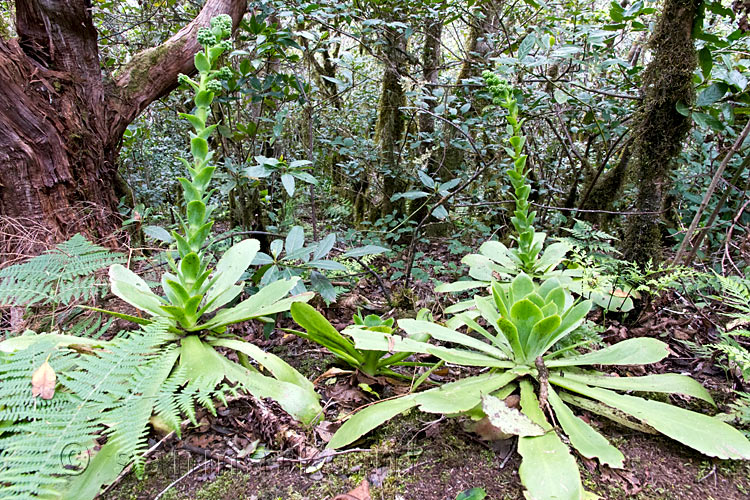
top-left (250, 226), bottom-right (387, 304)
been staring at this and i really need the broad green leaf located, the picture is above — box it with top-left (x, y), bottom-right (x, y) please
top-left (519, 379), bottom-right (552, 431)
top-left (546, 338), bottom-right (668, 368)
top-left (198, 278), bottom-right (301, 329)
top-left (211, 338), bottom-right (314, 391)
top-left (285, 226), bottom-right (305, 253)
top-left (547, 386), bottom-right (625, 468)
top-left (535, 242), bottom-right (569, 272)
top-left (190, 136), bottom-right (209, 161)
top-left (481, 395), bottom-right (544, 437)
top-left (692, 111), bottom-right (724, 131)
top-left (222, 356), bottom-right (322, 425)
top-left (179, 253), bottom-right (201, 283)
top-left (186, 200), bottom-right (206, 229)
top-left (142, 225), bottom-right (174, 243)
top-left (492, 281), bottom-right (512, 317)
top-left (465, 254), bottom-right (499, 281)
top-left (308, 260), bottom-right (348, 271)
top-left (518, 33), bottom-right (536, 60)
top-left (312, 233), bottom-right (336, 260)
top-left (511, 273), bottom-right (535, 299)
top-left (327, 396), bottom-right (418, 449)
top-left (460, 312), bottom-right (512, 357)
top-left (341, 245), bottom-right (389, 258)
top-left (518, 431), bottom-right (586, 500)
top-left (310, 271), bottom-right (337, 303)
top-left (293, 303), bottom-right (361, 361)
top-left (551, 376), bottom-right (750, 460)
top-left (194, 52), bottom-right (210, 72)
top-left (510, 299), bottom-right (543, 350)
top-left (444, 297), bottom-right (476, 315)
top-left (398, 319), bottom-right (509, 360)
top-left (179, 335), bottom-right (225, 385)
top-left (696, 82), bottom-right (728, 107)
top-left (498, 318), bottom-right (524, 359)
top-left (205, 239), bottom-right (260, 310)
top-left (109, 264), bottom-right (165, 316)
top-left (415, 372), bottom-right (517, 414)
top-left (526, 314), bottom-right (562, 355)
top-left (517, 380), bottom-right (586, 500)
top-left (559, 372), bottom-right (714, 405)
top-left (537, 300), bottom-right (592, 354)
top-left (426, 345), bottom-right (514, 368)
top-left (281, 173), bottom-right (296, 196)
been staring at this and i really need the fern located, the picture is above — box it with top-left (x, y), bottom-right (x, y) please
top-left (0, 321), bottom-right (171, 499)
top-left (558, 219), bottom-right (619, 257)
top-left (0, 234), bottom-right (124, 308)
top-left (714, 274), bottom-right (750, 333)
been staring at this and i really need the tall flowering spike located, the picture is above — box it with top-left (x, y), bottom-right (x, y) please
top-left (483, 71), bottom-right (538, 272)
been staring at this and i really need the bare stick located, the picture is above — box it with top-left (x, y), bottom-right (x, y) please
top-left (153, 460), bottom-right (211, 500)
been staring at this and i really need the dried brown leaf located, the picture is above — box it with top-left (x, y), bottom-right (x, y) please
top-left (31, 360), bottom-right (56, 400)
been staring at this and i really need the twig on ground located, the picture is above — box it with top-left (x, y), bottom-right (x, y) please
top-left (153, 460), bottom-right (211, 500)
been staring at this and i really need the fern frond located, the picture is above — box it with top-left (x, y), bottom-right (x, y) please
top-left (0, 234), bottom-right (124, 308)
top-left (0, 320), bottom-right (171, 499)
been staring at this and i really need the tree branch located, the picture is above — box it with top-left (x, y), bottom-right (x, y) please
top-left (110, 0), bottom-right (247, 135)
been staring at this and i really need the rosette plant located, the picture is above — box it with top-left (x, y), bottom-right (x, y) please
top-left (0, 18), bottom-right (321, 499)
top-left (287, 304), bottom-right (431, 378)
top-left (329, 273), bottom-right (750, 499)
top-left (100, 15), bottom-right (321, 424)
top-left (438, 72), bottom-right (633, 314)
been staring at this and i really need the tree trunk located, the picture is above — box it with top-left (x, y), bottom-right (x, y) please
top-left (375, 20), bottom-right (408, 220)
top-left (0, 0), bottom-right (246, 255)
top-left (418, 16), bottom-right (442, 156)
top-left (622, 0), bottom-right (701, 265)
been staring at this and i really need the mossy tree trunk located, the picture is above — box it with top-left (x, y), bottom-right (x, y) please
top-left (622, 0), bottom-right (702, 264)
top-left (0, 0), bottom-right (246, 253)
top-left (375, 19), bottom-right (409, 220)
top-left (411, 15), bottom-right (443, 229)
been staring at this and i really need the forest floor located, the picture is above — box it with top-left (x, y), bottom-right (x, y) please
top-left (96, 242), bottom-right (750, 500)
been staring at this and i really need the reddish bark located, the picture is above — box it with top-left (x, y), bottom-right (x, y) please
top-left (0, 0), bottom-right (246, 253)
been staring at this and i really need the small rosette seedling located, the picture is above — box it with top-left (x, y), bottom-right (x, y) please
top-left (288, 303), bottom-right (431, 378)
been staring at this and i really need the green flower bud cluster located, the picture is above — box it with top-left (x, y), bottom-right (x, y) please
top-left (210, 14), bottom-right (233, 38)
top-left (158, 16), bottom-right (234, 329)
top-left (205, 79), bottom-right (223, 92)
top-left (197, 27), bottom-right (216, 47)
top-left (215, 66), bottom-right (233, 80)
top-left (482, 70), bottom-right (512, 105)
top-left (482, 71), bottom-right (540, 272)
